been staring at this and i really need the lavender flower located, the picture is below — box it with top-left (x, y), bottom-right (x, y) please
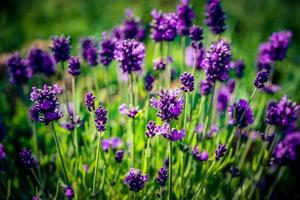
top-left (86, 47), bottom-right (98, 66)
top-left (274, 133), bottom-right (300, 164)
top-left (64, 186), bottom-right (74, 199)
top-left (99, 32), bottom-right (116, 66)
top-left (68, 56), bottom-right (81, 76)
top-left (20, 148), bottom-right (38, 168)
top-left (190, 25), bottom-right (203, 49)
top-left (85, 92), bottom-right (96, 112)
top-left (83, 164), bottom-right (89, 173)
top-left (7, 53), bottom-right (32, 85)
top-left (230, 60), bottom-right (245, 78)
top-left (50, 35), bottom-right (71, 62)
top-left (146, 121), bottom-right (156, 138)
top-left (254, 70), bottom-right (269, 89)
top-left (192, 145), bottom-right (209, 161)
top-left (119, 103), bottom-right (141, 118)
top-left (94, 105), bottom-right (108, 132)
top-left (207, 124), bottom-right (219, 138)
top-left (201, 39), bottom-right (231, 82)
top-left (227, 79), bottom-right (236, 93)
top-left (269, 31), bottom-right (292, 61)
top-left (115, 150), bottom-right (124, 163)
top-left (157, 166), bottom-right (168, 186)
top-left (27, 47), bottom-right (56, 76)
top-left (29, 84), bottom-right (63, 124)
top-left (124, 168), bottom-right (148, 192)
top-left (150, 10), bottom-right (178, 42)
top-left (122, 9), bottom-right (145, 41)
top-left (0, 143), bottom-right (6, 160)
top-left (155, 123), bottom-right (185, 141)
top-left (263, 83), bottom-right (280, 94)
top-left (199, 79), bottom-right (213, 96)
top-left (114, 39), bottom-right (145, 74)
top-left (265, 95), bottom-right (299, 129)
top-left (185, 46), bottom-right (206, 70)
top-left (144, 74), bottom-right (155, 92)
top-left (80, 38), bottom-right (96, 61)
top-left (205, 0), bottom-right (226, 34)
top-left (229, 99), bottom-right (254, 128)
top-left (215, 144), bottom-right (226, 161)
top-left (151, 89), bottom-right (184, 122)
top-left (176, 0), bottom-right (194, 36)
top-left (102, 137), bottom-right (123, 152)
top-left (180, 72), bottom-right (194, 92)
top-left (153, 58), bottom-right (166, 71)
top-left (217, 86), bottom-right (231, 112)
top-left (32, 196), bottom-right (41, 200)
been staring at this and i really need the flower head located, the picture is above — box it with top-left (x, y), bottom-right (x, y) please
top-left (0, 143), bottom-right (6, 160)
top-left (176, 0), bottom-right (194, 36)
top-left (144, 74), bottom-right (155, 92)
top-left (101, 137), bottom-right (123, 152)
top-left (50, 35), bottom-right (71, 62)
top-left (119, 103), bottom-right (141, 118)
top-left (7, 53), bottom-right (32, 85)
top-left (217, 85), bottom-right (231, 112)
top-left (80, 38), bottom-right (96, 61)
top-left (230, 60), bottom-right (245, 79)
top-left (124, 168), bottom-right (148, 192)
top-left (205, 0), bottom-right (226, 34)
top-left (29, 84), bottom-right (63, 124)
top-left (192, 145), bottom-right (209, 161)
top-left (274, 133), bottom-right (300, 164)
top-left (85, 92), bottom-right (96, 112)
top-left (99, 32), bottom-right (116, 66)
top-left (151, 89), bottom-right (184, 121)
top-left (185, 46), bottom-right (206, 70)
top-left (180, 72), bottom-right (194, 92)
top-left (215, 144), bottom-right (226, 161)
top-left (229, 99), bottom-right (254, 128)
top-left (114, 39), bottom-right (145, 74)
top-left (254, 69), bottom-right (269, 89)
top-left (155, 123), bottom-right (185, 141)
top-left (20, 148), bottom-right (38, 168)
top-left (190, 25), bottom-right (203, 49)
top-left (64, 186), bottom-right (74, 199)
top-left (146, 121), bottom-right (156, 138)
top-left (269, 31), bottom-right (292, 61)
top-left (153, 58), bottom-right (167, 71)
top-left (68, 56), bottom-right (81, 76)
top-left (122, 9), bottom-right (145, 41)
top-left (157, 166), bottom-right (168, 186)
top-left (32, 196), bottom-right (41, 200)
top-left (199, 79), bottom-right (213, 96)
top-left (94, 105), bottom-right (108, 132)
top-left (115, 150), bottom-right (124, 163)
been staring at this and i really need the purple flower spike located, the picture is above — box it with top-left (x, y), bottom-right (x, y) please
top-left (7, 53), bottom-right (32, 85)
top-left (29, 84), bottom-right (63, 124)
top-left (151, 89), bottom-right (184, 122)
top-left (263, 83), bottom-right (280, 94)
top-left (68, 56), bottom-right (81, 76)
top-left (274, 133), bottom-right (300, 164)
top-left (205, 0), bottom-right (226, 35)
top-left (201, 39), bottom-right (231, 82)
top-left (153, 58), bottom-right (167, 71)
top-left (215, 144), bottom-right (227, 161)
top-left (0, 144), bottom-right (6, 160)
top-left (150, 10), bottom-right (178, 42)
top-left (229, 99), bottom-right (254, 128)
top-left (190, 25), bottom-right (203, 49)
top-left (144, 74), bottom-right (155, 92)
top-left (119, 103), bottom-right (140, 118)
top-left (27, 47), bottom-right (56, 76)
top-left (94, 105), bottom-right (108, 132)
top-left (266, 95), bottom-right (299, 129)
top-left (101, 139), bottom-right (110, 152)
top-left (114, 39), bottom-right (145, 74)
top-left (269, 31), bottom-right (292, 61)
top-left (20, 148), bottom-right (38, 168)
top-left (99, 32), bottom-right (116, 66)
top-left (169, 128), bottom-right (186, 141)
top-left (254, 69), bottom-right (269, 89)
top-left (192, 145), bottom-right (209, 161)
top-left (83, 164), bottom-right (89, 173)
top-left (146, 121), bottom-right (156, 138)
top-left (176, 0), bottom-right (194, 36)
top-left (230, 60), bottom-right (245, 79)
top-left (199, 79), bottom-right (213, 96)
top-left (157, 166), bottom-right (168, 186)
top-left (85, 92), bottom-right (95, 112)
top-left (50, 35), bottom-right (71, 62)
top-left (124, 168), bottom-right (148, 192)
top-left (180, 72), bottom-right (194, 92)
top-left (122, 9), bottom-right (145, 41)
top-left (32, 196), bottom-right (41, 200)
top-left (86, 47), bottom-right (98, 66)
top-left (80, 38), bottom-right (96, 61)
top-left (185, 46), bottom-right (206, 70)
top-left (115, 150), bottom-right (124, 163)
top-left (64, 186), bottom-right (74, 199)
top-left (217, 86), bottom-right (231, 112)
top-left (155, 123), bottom-right (185, 141)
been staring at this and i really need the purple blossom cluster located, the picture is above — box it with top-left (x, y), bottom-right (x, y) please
top-left (145, 121), bottom-right (156, 138)
top-left (7, 53), bottom-right (32, 85)
top-left (50, 35), bottom-right (71, 62)
top-left (80, 37), bottom-right (98, 66)
top-left (215, 144), bottom-right (226, 161)
top-left (68, 56), bottom-right (81, 76)
top-left (274, 133), bottom-right (300, 164)
top-left (176, 0), bottom-right (194, 36)
top-left (99, 32), bottom-right (116, 66)
top-left (192, 145), bottom-right (209, 161)
top-left (144, 74), bottom-right (155, 92)
top-left (20, 148), bottom-right (38, 168)
top-left (185, 46), bottom-right (206, 70)
top-left (229, 99), bottom-right (254, 128)
top-left (205, 0), bottom-right (226, 35)
top-left (155, 123), bottom-right (185, 141)
top-left (189, 25), bottom-right (204, 49)
top-left (157, 166), bottom-right (168, 186)
top-left (180, 72), bottom-right (194, 92)
top-left (94, 105), bottom-right (108, 132)
top-left (124, 168), bottom-right (148, 192)
top-left (119, 103), bottom-right (141, 118)
top-left (85, 92), bottom-right (96, 112)
top-left (0, 143), bottom-right (6, 160)
top-left (101, 137), bottom-right (123, 152)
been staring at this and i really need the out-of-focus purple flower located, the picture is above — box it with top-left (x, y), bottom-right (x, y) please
top-left (227, 79), bottom-right (236, 94)
top-left (217, 86), bottom-right (230, 112)
top-left (83, 164), bottom-right (89, 173)
top-left (146, 121), bottom-right (156, 138)
top-left (180, 72), bottom-right (194, 92)
top-left (215, 144), bottom-right (226, 161)
top-left (229, 99), bottom-right (254, 128)
top-left (29, 84), bottom-right (63, 124)
top-left (150, 10), bottom-right (178, 42)
top-left (101, 139), bottom-right (110, 152)
top-left (151, 89), bottom-right (184, 122)
top-left (7, 53), bottom-right (32, 85)
top-left (119, 103), bottom-right (141, 118)
top-left (144, 74), bottom-right (155, 92)
top-left (124, 168), bottom-right (148, 192)
top-left (274, 133), bottom-right (300, 164)
top-left (102, 137), bottom-right (123, 152)
top-left (190, 25), bottom-right (203, 49)
top-left (60, 105), bottom-right (82, 131)
top-left (229, 166), bottom-right (240, 177)
top-left (155, 123), bottom-right (185, 141)
top-left (153, 58), bottom-right (167, 71)
top-left (205, 0), bottom-right (226, 35)
top-left (0, 143), bottom-right (6, 160)
top-left (114, 39), bottom-right (145, 74)
top-left (199, 79), bottom-right (213, 96)
top-left (64, 186), bottom-right (74, 199)
top-left (157, 166), bottom-right (168, 186)
top-left (201, 39), bottom-right (231, 82)
top-left (192, 145), bottom-right (209, 161)
top-left (194, 124), bottom-right (204, 134)
top-left (254, 69), bottom-right (269, 89)
top-left (94, 105), bottom-right (108, 132)
top-left (230, 60), bottom-right (245, 78)
top-left (50, 35), bottom-right (71, 62)
top-left (86, 47), bottom-right (98, 66)
top-left (115, 149), bottom-right (124, 163)
top-left (185, 46), bottom-right (206, 70)
top-left (176, 0), bottom-right (194, 36)
top-left (207, 124), bottom-right (219, 138)
top-left (269, 31), bottom-right (292, 61)
top-left (265, 95), bottom-right (299, 129)
top-left (85, 92), bottom-right (95, 112)
top-left (20, 148), bottom-right (38, 168)
top-left (257, 51), bottom-right (273, 72)
top-left (263, 83), bottom-right (280, 94)
top-left (68, 56), bottom-right (81, 76)
top-left (80, 38), bottom-right (96, 61)
top-left (27, 47), bottom-right (56, 76)
top-left (32, 196), bottom-right (41, 200)
top-left (99, 32), bottom-right (116, 66)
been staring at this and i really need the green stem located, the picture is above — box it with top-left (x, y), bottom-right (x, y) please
top-left (168, 139), bottom-right (173, 200)
top-left (129, 73), bottom-right (135, 166)
top-left (166, 42), bottom-right (171, 88)
top-left (72, 77), bottom-right (79, 177)
top-left (265, 167), bottom-right (286, 199)
top-left (92, 132), bottom-right (102, 197)
top-left (50, 123), bottom-right (69, 185)
top-left (143, 139), bottom-right (151, 173)
top-left (181, 36), bottom-right (186, 73)
top-left (30, 169), bottom-right (42, 189)
top-left (61, 62), bottom-right (71, 117)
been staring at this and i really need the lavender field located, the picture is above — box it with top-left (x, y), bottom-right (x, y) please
top-left (0, 0), bottom-right (299, 199)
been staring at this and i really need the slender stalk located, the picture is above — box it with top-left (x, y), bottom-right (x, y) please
top-left (129, 73), bottom-right (135, 166)
top-left (168, 139), bottom-right (173, 200)
top-left (72, 77), bottom-right (79, 177)
top-left (30, 169), bottom-right (42, 189)
top-left (239, 88), bottom-right (257, 124)
top-left (143, 139), bottom-right (151, 173)
top-left (265, 167), bottom-right (286, 199)
top-left (61, 62), bottom-right (71, 117)
top-left (166, 42), bottom-right (171, 88)
top-left (50, 122), bottom-right (69, 185)
top-left (181, 36), bottom-right (186, 73)
top-left (183, 93), bottom-right (188, 130)
top-left (92, 132), bottom-right (102, 197)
